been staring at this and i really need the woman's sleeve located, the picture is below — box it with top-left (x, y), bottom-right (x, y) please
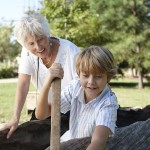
top-left (18, 47), bottom-right (34, 75)
top-left (70, 45), bottom-right (80, 79)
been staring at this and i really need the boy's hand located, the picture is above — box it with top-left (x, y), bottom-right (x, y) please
top-left (44, 63), bottom-right (64, 86)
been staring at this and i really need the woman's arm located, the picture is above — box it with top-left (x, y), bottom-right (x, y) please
top-left (35, 63), bottom-right (63, 120)
top-left (87, 126), bottom-right (110, 150)
top-left (14, 74), bottom-right (31, 121)
top-left (0, 74), bottom-right (31, 139)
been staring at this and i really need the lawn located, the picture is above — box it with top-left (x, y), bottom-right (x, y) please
top-left (0, 82), bottom-right (35, 124)
top-left (110, 77), bottom-right (150, 107)
top-left (112, 87), bottom-right (150, 107)
top-left (0, 78), bottom-right (150, 124)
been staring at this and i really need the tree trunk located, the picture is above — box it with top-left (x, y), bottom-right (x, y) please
top-left (0, 106), bottom-right (150, 150)
top-left (60, 118), bottom-right (150, 150)
top-left (138, 69), bottom-right (144, 89)
top-left (131, 65), bottom-right (134, 77)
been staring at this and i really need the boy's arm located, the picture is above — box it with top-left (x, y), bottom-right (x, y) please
top-left (35, 63), bottom-right (63, 120)
top-left (86, 126), bottom-right (110, 150)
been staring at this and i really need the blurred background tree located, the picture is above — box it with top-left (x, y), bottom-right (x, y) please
top-left (0, 25), bottom-right (21, 61)
top-left (41, 0), bottom-right (150, 88)
top-left (0, 0), bottom-right (150, 88)
top-left (0, 24), bottom-right (21, 79)
top-left (89, 0), bottom-right (150, 88)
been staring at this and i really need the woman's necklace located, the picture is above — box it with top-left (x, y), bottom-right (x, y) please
top-left (44, 55), bottom-right (52, 65)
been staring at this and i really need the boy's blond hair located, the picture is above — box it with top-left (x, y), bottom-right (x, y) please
top-left (76, 45), bottom-right (117, 82)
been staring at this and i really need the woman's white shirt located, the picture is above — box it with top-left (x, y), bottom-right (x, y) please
top-left (18, 38), bottom-right (80, 103)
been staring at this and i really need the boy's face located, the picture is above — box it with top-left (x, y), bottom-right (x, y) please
top-left (79, 72), bottom-right (107, 102)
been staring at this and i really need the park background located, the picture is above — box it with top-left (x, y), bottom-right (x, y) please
top-left (0, 0), bottom-right (150, 124)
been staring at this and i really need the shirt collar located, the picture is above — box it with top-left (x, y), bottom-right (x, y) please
top-left (96, 84), bottom-right (110, 101)
top-left (75, 86), bottom-right (85, 103)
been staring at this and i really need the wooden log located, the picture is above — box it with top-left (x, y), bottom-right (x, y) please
top-left (0, 106), bottom-right (150, 150)
top-left (60, 118), bottom-right (150, 150)
top-left (0, 116), bottom-right (69, 150)
top-left (116, 105), bottom-right (150, 127)
top-left (50, 63), bottom-right (61, 150)
top-left (0, 120), bottom-right (50, 150)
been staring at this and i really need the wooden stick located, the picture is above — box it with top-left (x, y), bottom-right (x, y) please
top-left (50, 64), bottom-right (61, 150)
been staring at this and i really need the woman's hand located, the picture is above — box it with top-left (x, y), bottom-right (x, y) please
top-left (35, 63), bottom-right (64, 120)
top-left (0, 118), bottom-right (19, 139)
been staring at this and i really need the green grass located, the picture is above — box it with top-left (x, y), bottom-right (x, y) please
top-left (0, 83), bottom-right (16, 123)
top-left (0, 82), bottom-right (35, 124)
top-left (110, 77), bottom-right (150, 107)
top-left (112, 87), bottom-right (150, 107)
top-left (0, 78), bottom-right (150, 123)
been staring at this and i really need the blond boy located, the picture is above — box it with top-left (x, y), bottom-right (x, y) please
top-left (35, 45), bottom-right (119, 150)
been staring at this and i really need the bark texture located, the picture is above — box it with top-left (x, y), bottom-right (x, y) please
top-left (0, 106), bottom-right (150, 150)
top-left (61, 118), bottom-right (150, 150)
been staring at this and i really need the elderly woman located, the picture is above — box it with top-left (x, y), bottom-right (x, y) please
top-left (0, 13), bottom-right (79, 139)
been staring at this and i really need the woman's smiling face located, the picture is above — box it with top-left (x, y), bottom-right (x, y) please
top-left (24, 35), bottom-right (50, 59)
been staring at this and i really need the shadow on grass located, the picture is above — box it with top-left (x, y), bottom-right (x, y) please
top-left (110, 82), bottom-right (150, 88)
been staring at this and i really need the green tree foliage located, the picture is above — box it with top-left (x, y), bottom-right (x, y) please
top-left (89, 0), bottom-right (150, 88)
top-left (41, 0), bottom-right (150, 88)
top-left (0, 25), bottom-right (21, 61)
top-left (41, 0), bottom-right (106, 47)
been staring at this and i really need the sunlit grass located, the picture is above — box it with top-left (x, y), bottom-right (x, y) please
top-left (0, 82), bottom-right (35, 124)
top-left (0, 83), bottom-right (16, 123)
top-left (0, 78), bottom-right (150, 123)
top-left (111, 77), bottom-right (150, 107)
top-left (112, 87), bottom-right (150, 107)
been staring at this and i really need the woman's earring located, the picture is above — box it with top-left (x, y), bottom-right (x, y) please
top-left (49, 37), bottom-right (52, 46)
top-left (50, 42), bottom-right (52, 46)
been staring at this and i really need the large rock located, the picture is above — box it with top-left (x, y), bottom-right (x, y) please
top-left (0, 105), bottom-right (150, 150)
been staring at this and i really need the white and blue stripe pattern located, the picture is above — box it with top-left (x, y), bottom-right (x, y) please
top-left (60, 78), bottom-right (119, 141)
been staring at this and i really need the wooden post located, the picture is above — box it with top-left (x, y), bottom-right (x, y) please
top-left (50, 64), bottom-right (61, 150)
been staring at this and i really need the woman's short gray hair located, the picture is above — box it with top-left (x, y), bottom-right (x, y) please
top-left (14, 13), bottom-right (50, 46)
